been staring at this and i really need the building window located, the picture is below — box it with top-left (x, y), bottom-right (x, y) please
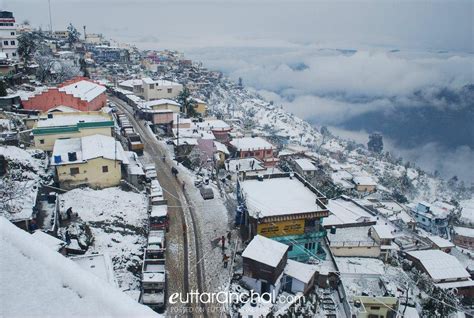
top-left (3, 41), bottom-right (8, 46)
top-left (149, 84), bottom-right (154, 89)
top-left (167, 88), bottom-right (172, 93)
top-left (10, 40), bottom-right (15, 45)
top-left (10, 32), bottom-right (15, 36)
top-left (266, 150), bottom-right (272, 155)
top-left (102, 165), bottom-right (109, 173)
top-left (70, 167), bottom-right (80, 175)
top-left (12, 52), bottom-right (16, 57)
top-left (39, 139), bottom-right (45, 144)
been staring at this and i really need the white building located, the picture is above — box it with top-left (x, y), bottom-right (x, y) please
top-left (293, 158), bottom-right (317, 179)
top-left (129, 78), bottom-right (183, 101)
top-left (0, 11), bottom-right (18, 61)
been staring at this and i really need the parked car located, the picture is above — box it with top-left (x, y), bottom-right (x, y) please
top-left (199, 186), bottom-right (214, 200)
top-left (144, 165), bottom-right (157, 182)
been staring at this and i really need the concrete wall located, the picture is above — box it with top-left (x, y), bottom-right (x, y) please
top-left (151, 103), bottom-right (180, 113)
top-left (152, 112), bottom-right (174, 125)
top-left (142, 83), bottom-right (183, 101)
top-left (55, 157), bottom-right (122, 190)
top-left (330, 245), bottom-right (381, 258)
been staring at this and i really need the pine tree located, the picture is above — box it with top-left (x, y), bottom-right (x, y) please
top-left (177, 87), bottom-right (198, 117)
top-left (0, 80), bottom-right (7, 97)
top-left (17, 32), bottom-right (37, 65)
top-left (67, 23), bottom-right (81, 47)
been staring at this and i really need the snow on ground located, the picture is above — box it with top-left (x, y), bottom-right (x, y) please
top-left (460, 199), bottom-right (474, 225)
top-left (59, 187), bottom-right (148, 291)
top-left (0, 146), bottom-right (51, 222)
top-left (176, 162), bottom-right (233, 293)
top-left (0, 217), bottom-right (157, 317)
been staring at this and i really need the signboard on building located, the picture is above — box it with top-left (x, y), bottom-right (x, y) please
top-left (257, 219), bottom-right (305, 237)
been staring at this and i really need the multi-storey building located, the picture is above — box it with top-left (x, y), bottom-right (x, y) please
top-left (237, 173), bottom-right (329, 261)
top-left (0, 11), bottom-right (18, 61)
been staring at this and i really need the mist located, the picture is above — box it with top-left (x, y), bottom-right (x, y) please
top-left (5, 0), bottom-right (473, 181)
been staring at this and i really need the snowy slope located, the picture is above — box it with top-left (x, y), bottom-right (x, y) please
top-left (0, 217), bottom-right (158, 317)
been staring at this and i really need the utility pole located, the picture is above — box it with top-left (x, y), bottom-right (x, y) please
top-left (176, 114), bottom-right (179, 162)
top-left (48, 0), bottom-right (53, 34)
top-left (83, 25), bottom-right (87, 41)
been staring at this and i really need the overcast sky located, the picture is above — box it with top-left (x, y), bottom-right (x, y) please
top-left (3, 0), bottom-right (473, 52)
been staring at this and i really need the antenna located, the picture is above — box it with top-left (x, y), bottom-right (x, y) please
top-left (48, 0), bottom-right (53, 33)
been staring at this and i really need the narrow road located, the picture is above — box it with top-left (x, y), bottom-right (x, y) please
top-left (110, 95), bottom-right (209, 317)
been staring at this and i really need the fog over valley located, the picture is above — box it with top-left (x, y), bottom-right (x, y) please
top-left (7, 0), bottom-right (473, 181)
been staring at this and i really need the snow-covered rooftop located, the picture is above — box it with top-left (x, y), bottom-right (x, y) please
top-left (240, 175), bottom-right (326, 218)
top-left (371, 224), bottom-right (394, 239)
top-left (70, 253), bottom-right (118, 287)
top-left (140, 99), bottom-right (180, 109)
top-left (406, 249), bottom-right (470, 281)
top-left (353, 175), bottom-right (377, 186)
top-left (454, 226), bottom-right (474, 238)
top-left (230, 136), bottom-right (274, 151)
top-left (226, 158), bottom-right (266, 173)
top-left (58, 80), bottom-right (106, 102)
top-left (119, 79), bottom-right (142, 88)
top-left (36, 112), bottom-right (111, 128)
top-left (195, 119), bottom-right (230, 131)
top-left (335, 257), bottom-right (385, 275)
top-left (426, 235), bottom-right (455, 248)
top-left (294, 158), bottom-right (316, 171)
top-left (242, 235), bottom-right (288, 268)
top-left (51, 134), bottom-right (128, 166)
top-left (0, 217), bottom-right (156, 317)
top-left (142, 77), bottom-right (181, 86)
top-left (284, 259), bottom-right (318, 284)
top-left (325, 197), bottom-right (376, 227)
top-left (214, 141), bottom-right (229, 155)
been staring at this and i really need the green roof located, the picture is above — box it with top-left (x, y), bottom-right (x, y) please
top-left (32, 120), bottom-right (114, 136)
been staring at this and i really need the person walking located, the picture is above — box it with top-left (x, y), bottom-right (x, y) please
top-left (221, 235), bottom-right (226, 250)
top-left (223, 254), bottom-right (229, 268)
top-left (65, 230), bottom-right (71, 245)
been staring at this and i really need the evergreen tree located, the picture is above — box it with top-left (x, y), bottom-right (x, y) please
top-left (79, 58), bottom-right (90, 78)
top-left (67, 23), bottom-right (81, 47)
top-left (368, 132), bottom-right (384, 153)
top-left (177, 87), bottom-right (198, 117)
top-left (17, 32), bottom-right (37, 65)
top-left (0, 81), bottom-right (7, 97)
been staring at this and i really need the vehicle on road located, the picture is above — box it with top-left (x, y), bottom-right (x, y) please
top-left (144, 165), bottom-right (157, 182)
top-left (127, 133), bottom-right (144, 154)
top-left (140, 257), bottom-right (166, 310)
top-left (199, 186), bottom-right (214, 200)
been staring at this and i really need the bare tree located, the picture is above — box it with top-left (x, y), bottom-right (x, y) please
top-left (35, 55), bottom-right (80, 84)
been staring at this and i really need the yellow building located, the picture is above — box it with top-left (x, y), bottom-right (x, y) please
top-left (353, 295), bottom-right (399, 318)
top-left (32, 111), bottom-right (114, 152)
top-left (51, 134), bottom-right (128, 190)
top-left (191, 98), bottom-right (207, 116)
